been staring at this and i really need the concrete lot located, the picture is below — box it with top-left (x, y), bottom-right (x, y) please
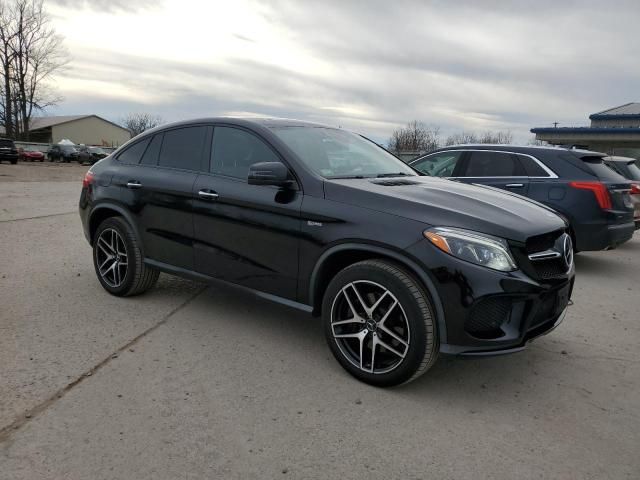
top-left (1, 161), bottom-right (639, 479)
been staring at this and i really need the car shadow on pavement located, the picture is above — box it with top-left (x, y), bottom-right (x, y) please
top-left (191, 279), bottom-right (563, 408)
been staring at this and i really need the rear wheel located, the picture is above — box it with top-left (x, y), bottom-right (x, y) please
top-left (322, 259), bottom-right (438, 387)
top-left (93, 217), bottom-right (159, 296)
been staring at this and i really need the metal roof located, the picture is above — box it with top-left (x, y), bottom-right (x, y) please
top-left (589, 102), bottom-right (640, 119)
top-left (531, 127), bottom-right (640, 134)
top-left (29, 115), bottom-right (130, 132)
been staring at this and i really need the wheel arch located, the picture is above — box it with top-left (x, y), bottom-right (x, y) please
top-left (88, 203), bottom-right (143, 253)
top-left (309, 243), bottom-right (447, 344)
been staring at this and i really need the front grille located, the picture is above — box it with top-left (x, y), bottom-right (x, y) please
top-left (526, 229), bottom-right (563, 254)
top-left (522, 229), bottom-right (570, 281)
top-left (533, 258), bottom-right (567, 280)
top-left (466, 297), bottom-right (512, 338)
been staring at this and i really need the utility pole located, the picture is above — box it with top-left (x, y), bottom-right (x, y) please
top-left (553, 122), bottom-right (559, 128)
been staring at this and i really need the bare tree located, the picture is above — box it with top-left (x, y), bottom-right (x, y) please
top-left (0, 1), bottom-right (17, 138)
top-left (479, 130), bottom-right (513, 144)
top-left (445, 130), bottom-right (513, 146)
top-left (528, 135), bottom-right (547, 146)
top-left (121, 112), bottom-right (164, 137)
top-left (0, 0), bottom-right (66, 140)
top-left (445, 131), bottom-right (478, 146)
top-left (388, 120), bottom-right (440, 153)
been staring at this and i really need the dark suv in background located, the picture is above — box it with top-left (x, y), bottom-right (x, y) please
top-left (48, 144), bottom-right (80, 162)
top-left (410, 146), bottom-right (635, 252)
top-left (80, 118), bottom-right (574, 386)
top-left (0, 138), bottom-right (19, 164)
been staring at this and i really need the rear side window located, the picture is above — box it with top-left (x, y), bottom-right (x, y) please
top-left (141, 134), bottom-right (162, 165)
top-left (463, 151), bottom-right (521, 177)
top-left (518, 154), bottom-right (549, 177)
top-left (582, 157), bottom-right (627, 182)
top-left (117, 138), bottom-right (150, 164)
top-left (211, 126), bottom-right (280, 180)
top-left (411, 151), bottom-right (463, 177)
top-left (158, 126), bottom-right (207, 171)
top-left (0, 139), bottom-right (14, 148)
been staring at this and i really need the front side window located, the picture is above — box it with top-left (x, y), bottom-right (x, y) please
top-left (211, 126), bottom-right (281, 179)
top-left (412, 151), bottom-right (463, 177)
top-left (463, 151), bottom-right (520, 177)
top-left (158, 126), bottom-right (207, 171)
top-left (271, 127), bottom-right (416, 179)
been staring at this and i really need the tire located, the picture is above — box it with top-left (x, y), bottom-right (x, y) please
top-left (10, 159), bottom-right (17, 164)
top-left (93, 216), bottom-right (159, 296)
top-left (322, 259), bottom-right (438, 387)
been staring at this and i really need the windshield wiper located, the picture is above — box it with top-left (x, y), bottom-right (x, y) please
top-left (376, 172), bottom-right (414, 178)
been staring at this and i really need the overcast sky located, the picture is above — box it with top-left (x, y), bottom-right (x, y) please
top-left (46, 0), bottom-right (640, 144)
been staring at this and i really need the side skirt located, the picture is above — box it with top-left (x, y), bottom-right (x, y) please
top-left (144, 258), bottom-right (313, 314)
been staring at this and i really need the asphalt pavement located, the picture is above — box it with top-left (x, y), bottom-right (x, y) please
top-left (1, 162), bottom-right (638, 479)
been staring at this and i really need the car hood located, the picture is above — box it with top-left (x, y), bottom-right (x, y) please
top-left (324, 176), bottom-right (565, 242)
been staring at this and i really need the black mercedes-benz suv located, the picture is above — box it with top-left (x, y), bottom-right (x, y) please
top-left (79, 118), bottom-right (575, 386)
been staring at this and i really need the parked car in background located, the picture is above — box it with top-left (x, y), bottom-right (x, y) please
top-left (48, 144), bottom-right (80, 163)
top-left (410, 146), bottom-right (635, 252)
top-left (19, 145), bottom-right (45, 162)
top-left (80, 118), bottom-right (575, 387)
top-left (603, 156), bottom-right (640, 228)
top-left (77, 145), bottom-right (108, 164)
top-left (0, 138), bottom-right (19, 164)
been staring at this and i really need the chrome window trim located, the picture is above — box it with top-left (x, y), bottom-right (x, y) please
top-left (411, 149), bottom-right (559, 179)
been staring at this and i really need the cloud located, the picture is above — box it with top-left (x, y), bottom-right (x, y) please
top-left (47, 0), bottom-right (161, 13)
top-left (47, 0), bottom-right (640, 144)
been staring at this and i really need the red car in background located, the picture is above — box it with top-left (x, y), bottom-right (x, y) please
top-left (19, 145), bottom-right (46, 162)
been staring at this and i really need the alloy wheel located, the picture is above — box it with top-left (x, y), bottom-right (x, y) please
top-left (330, 280), bottom-right (410, 374)
top-left (95, 228), bottom-right (128, 288)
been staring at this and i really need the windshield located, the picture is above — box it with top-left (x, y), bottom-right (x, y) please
top-left (271, 127), bottom-right (416, 178)
top-left (89, 147), bottom-right (105, 154)
top-left (61, 145), bottom-right (77, 152)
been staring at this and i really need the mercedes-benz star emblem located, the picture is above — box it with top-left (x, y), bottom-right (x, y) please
top-left (563, 235), bottom-right (574, 271)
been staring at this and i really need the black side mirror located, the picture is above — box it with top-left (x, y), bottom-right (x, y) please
top-left (248, 162), bottom-right (292, 187)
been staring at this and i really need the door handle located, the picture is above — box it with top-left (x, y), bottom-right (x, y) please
top-left (126, 181), bottom-right (142, 189)
top-left (198, 190), bottom-right (219, 200)
top-left (505, 183), bottom-right (524, 188)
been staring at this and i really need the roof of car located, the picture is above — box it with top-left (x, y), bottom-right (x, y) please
top-left (427, 144), bottom-right (606, 156)
top-left (152, 117), bottom-right (331, 130)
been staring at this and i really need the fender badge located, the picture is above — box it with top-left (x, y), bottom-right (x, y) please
top-left (307, 221), bottom-right (323, 227)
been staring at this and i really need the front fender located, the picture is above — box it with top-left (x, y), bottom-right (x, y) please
top-left (308, 242), bottom-right (448, 345)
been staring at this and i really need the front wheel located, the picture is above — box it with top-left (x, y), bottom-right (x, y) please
top-left (93, 216), bottom-right (159, 296)
top-left (322, 259), bottom-right (438, 387)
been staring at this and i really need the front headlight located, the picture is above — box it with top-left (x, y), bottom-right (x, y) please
top-left (424, 227), bottom-right (517, 272)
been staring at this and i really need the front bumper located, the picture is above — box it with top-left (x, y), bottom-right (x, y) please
top-left (406, 240), bottom-right (574, 355)
top-left (441, 304), bottom-right (568, 356)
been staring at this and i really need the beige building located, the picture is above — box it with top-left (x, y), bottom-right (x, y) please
top-left (28, 115), bottom-right (131, 147)
top-left (531, 103), bottom-right (640, 159)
